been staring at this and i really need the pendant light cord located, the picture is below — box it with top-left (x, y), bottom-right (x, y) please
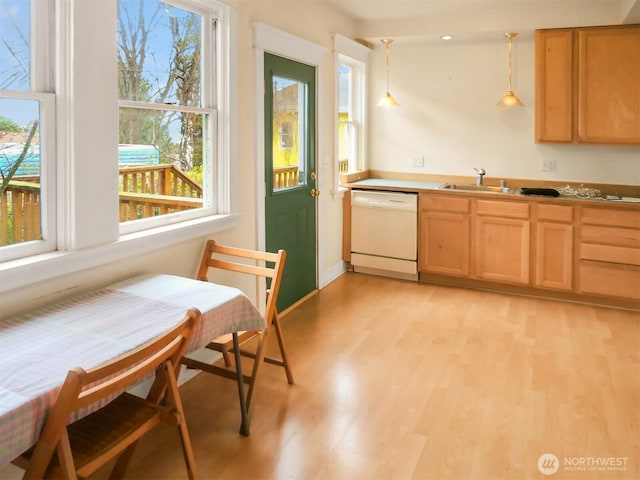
top-left (508, 35), bottom-right (513, 91)
top-left (385, 41), bottom-right (391, 93)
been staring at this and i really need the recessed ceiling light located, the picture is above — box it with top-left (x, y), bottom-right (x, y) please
top-left (441, 35), bottom-right (454, 41)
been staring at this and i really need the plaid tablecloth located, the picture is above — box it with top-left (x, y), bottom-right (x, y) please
top-left (0, 274), bottom-right (265, 469)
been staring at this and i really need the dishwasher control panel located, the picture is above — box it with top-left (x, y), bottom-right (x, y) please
top-left (351, 190), bottom-right (418, 211)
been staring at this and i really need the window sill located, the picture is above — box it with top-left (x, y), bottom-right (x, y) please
top-left (0, 213), bottom-right (239, 294)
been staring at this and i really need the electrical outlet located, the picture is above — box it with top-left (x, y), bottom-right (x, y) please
top-left (541, 159), bottom-right (556, 172)
top-left (411, 156), bottom-right (425, 168)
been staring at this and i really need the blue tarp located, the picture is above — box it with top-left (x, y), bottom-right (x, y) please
top-left (0, 144), bottom-right (160, 176)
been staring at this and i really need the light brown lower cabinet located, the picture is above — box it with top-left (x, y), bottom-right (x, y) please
top-left (419, 195), bottom-right (470, 276)
top-left (535, 222), bottom-right (573, 290)
top-left (534, 204), bottom-right (574, 291)
top-left (579, 261), bottom-right (640, 299)
top-left (419, 192), bottom-right (640, 306)
top-left (578, 206), bottom-right (640, 300)
top-left (419, 194), bottom-right (531, 285)
top-left (474, 200), bottom-right (530, 285)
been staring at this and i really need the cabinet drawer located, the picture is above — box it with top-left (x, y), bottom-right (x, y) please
top-left (536, 204), bottom-right (573, 222)
top-left (581, 224), bottom-right (640, 247)
top-left (580, 243), bottom-right (640, 266)
top-left (476, 200), bottom-right (529, 219)
top-left (579, 260), bottom-right (640, 300)
top-left (581, 207), bottom-right (640, 228)
top-left (421, 195), bottom-right (470, 213)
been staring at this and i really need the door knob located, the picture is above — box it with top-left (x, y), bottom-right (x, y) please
top-left (310, 188), bottom-right (320, 197)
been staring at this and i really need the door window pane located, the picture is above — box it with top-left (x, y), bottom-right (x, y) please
top-left (272, 76), bottom-right (307, 191)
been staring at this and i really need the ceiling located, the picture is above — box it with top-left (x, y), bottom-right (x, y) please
top-left (323, 0), bottom-right (637, 22)
top-left (318, 0), bottom-right (639, 44)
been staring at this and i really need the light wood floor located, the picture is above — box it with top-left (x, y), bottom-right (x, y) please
top-left (3, 272), bottom-right (639, 479)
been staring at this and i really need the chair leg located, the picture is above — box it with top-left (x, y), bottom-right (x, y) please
top-left (165, 363), bottom-right (200, 480)
top-left (221, 349), bottom-right (232, 367)
top-left (56, 432), bottom-right (76, 480)
top-left (271, 311), bottom-right (294, 384)
top-left (244, 330), bottom-right (268, 428)
top-left (110, 443), bottom-right (138, 479)
top-left (177, 421), bottom-right (200, 480)
top-left (232, 332), bottom-right (250, 436)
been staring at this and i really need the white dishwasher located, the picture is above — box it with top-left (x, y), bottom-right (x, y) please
top-left (350, 190), bottom-right (418, 281)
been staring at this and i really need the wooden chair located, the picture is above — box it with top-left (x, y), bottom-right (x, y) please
top-left (13, 309), bottom-right (200, 480)
top-left (181, 240), bottom-right (290, 436)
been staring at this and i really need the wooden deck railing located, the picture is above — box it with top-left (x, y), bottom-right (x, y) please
top-left (1, 181), bottom-right (41, 245)
top-left (118, 192), bottom-right (203, 222)
top-left (119, 165), bottom-right (202, 198)
top-left (273, 160), bottom-right (349, 189)
top-left (1, 160), bottom-right (351, 245)
top-left (273, 166), bottom-right (299, 189)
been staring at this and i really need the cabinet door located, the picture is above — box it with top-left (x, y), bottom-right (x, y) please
top-left (475, 216), bottom-right (530, 284)
top-left (535, 29), bottom-right (575, 143)
top-left (535, 222), bottom-right (573, 291)
top-left (578, 26), bottom-right (640, 144)
top-left (419, 211), bottom-right (470, 275)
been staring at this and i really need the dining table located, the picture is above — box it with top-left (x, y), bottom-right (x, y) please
top-left (0, 273), bottom-right (265, 470)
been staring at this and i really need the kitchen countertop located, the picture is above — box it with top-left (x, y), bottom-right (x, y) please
top-left (348, 178), bottom-right (446, 191)
top-left (345, 177), bottom-right (640, 206)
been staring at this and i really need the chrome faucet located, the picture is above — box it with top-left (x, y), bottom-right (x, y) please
top-left (474, 168), bottom-right (486, 186)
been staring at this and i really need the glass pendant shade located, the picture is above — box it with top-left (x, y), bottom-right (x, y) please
top-left (497, 90), bottom-right (524, 107)
top-left (377, 92), bottom-right (399, 107)
top-left (497, 32), bottom-right (524, 107)
top-left (377, 39), bottom-right (399, 107)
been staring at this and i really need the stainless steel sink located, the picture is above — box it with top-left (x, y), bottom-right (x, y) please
top-left (440, 183), bottom-right (509, 193)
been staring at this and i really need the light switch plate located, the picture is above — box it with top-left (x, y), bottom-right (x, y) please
top-left (411, 156), bottom-right (425, 168)
top-left (541, 159), bottom-right (556, 172)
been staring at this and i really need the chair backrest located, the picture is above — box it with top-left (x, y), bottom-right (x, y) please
top-left (196, 240), bottom-right (286, 328)
top-left (25, 309), bottom-right (200, 476)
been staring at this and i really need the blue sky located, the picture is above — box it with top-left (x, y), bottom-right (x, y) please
top-left (1, 0), bottom-right (199, 130)
top-left (0, 0), bottom-right (33, 127)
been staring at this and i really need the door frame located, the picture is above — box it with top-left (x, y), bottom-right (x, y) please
top-left (253, 22), bottom-right (326, 305)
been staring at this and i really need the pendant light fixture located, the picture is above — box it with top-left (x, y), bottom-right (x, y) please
top-left (496, 32), bottom-right (524, 107)
top-left (377, 38), bottom-right (399, 107)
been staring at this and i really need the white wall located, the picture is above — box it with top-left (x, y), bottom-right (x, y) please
top-left (0, 1), bottom-right (356, 316)
top-left (234, 1), bottom-right (356, 285)
top-left (364, 1), bottom-right (640, 186)
top-left (5, 1), bottom-right (636, 318)
top-left (368, 36), bottom-right (640, 186)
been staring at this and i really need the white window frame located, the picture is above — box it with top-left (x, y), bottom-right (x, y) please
top-left (119, 0), bottom-right (225, 235)
top-left (0, 0), bottom-right (237, 294)
top-left (0, 0), bottom-right (56, 263)
top-left (333, 33), bottom-right (368, 194)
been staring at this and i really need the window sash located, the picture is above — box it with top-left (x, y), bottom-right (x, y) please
top-left (335, 34), bottom-right (368, 184)
top-left (0, 0), bottom-right (55, 262)
top-left (0, 91), bottom-right (56, 262)
top-left (116, 0), bottom-right (219, 233)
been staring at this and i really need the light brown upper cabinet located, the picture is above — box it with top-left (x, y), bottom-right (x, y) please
top-left (535, 25), bottom-right (640, 145)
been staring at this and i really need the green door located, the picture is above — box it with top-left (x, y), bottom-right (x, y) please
top-left (264, 53), bottom-right (317, 312)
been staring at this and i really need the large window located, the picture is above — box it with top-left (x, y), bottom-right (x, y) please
top-left (117, 0), bottom-right (216, 231)
top-left (335, 34), bottom-right (368, 179)
top-left (0, 0), bottom-right (55, 261)
top-left (0, 0), bottom-right (233, 291)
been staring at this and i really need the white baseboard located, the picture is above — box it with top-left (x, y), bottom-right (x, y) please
top-left (319, 260), bottom-right (346, 288)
